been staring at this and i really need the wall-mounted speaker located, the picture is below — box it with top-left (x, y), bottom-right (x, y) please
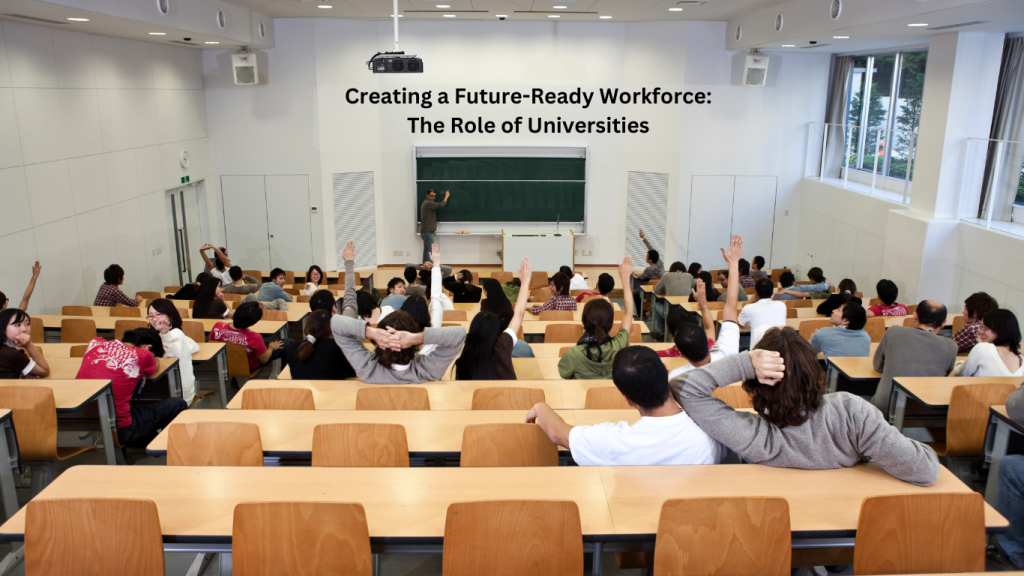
top-left (232, 50), bottom-right (258, 85)
top-left (743, 51), bottom-right (769, 87)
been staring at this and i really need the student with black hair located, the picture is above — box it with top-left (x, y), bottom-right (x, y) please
top-left (771, 271), bottom-right (797, 301)
top-left (955, 309), bottom-right (1023, 377)
top-left (147, 299), bottom-right (201, 404)
top-left (284, 309), bottom-right (355, 380)
top-left (872, 300), bottom-right (957, 411)
top-left (94, 264), bottom-right (139, 307)
top-left (689, 271), bottom-right (720, 303)
top-left (527, 346), bottom-right (722, 465)
top-left (687, 262), bottom-right (702, 278)
top-left (481, 277), bottom-right (534, 358)
top-left (192, 277), bottom-right (232, 320)
top-left (867, 279), bottom-right (908, 317)
top-left (530, 271), bottom-right (577, 314)
top-left (454, 258), bottom-right (532, 380)
top-left (574, 273), bottom-right (615, 303)
top-left (380, 278), bottom-right (408, 309)
top-left (558, 258), bottom-right (634, 379)
top-left (199, 245), bottom-right (233, 286)
top-left (809, 301), bottom-right (871, 360)
top-left (302, 265), bottom-right (325, 296)
top-left (76, 328), bottom-right (187, 447)
top-left (816, 279), bottom-right (861, 317)
top-left (738, 277), bottom-right (786, 347)
top-left (954, 292), bottom-right (1000, 353)
top-left (0, 261), bottom-right (41, 312)
top-left (0, 308), bottom-right (49, 378)
top-left (631, 228), bottom-right (664, 317)
top-left (650, 262), bottom-right (695, 341)
top-left (774, 267), bottom-right (829, 300)
top-left (402, 266), bottom-right (425, 300)
top-left (444, 269), bottom-right (483, 303)
top-left (222, 266), bottom-right (261, 296)
top-left (560, 265), bottom-right (588, 291)
top-left (209, 301), bottom-right (282, 372)
top-left (750, 256), bottom-right (768, 280)
top-left (309, 289), bottom-right (338, 315)
top-left (256, 268), bottom-right (293, 310)
top-left (167, 272), bottom-right (211, 300)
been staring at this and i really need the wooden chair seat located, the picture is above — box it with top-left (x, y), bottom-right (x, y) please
top-left (241, 388), bottom-right (315, 410)
top-left (471, 387), bottom-right (545, 410)
top-left (461, 424), bottom-right (558, 467)
top-left (312, 423), bottom-right (410, 467)
top-left (355, 387), bottom-right (430, 410)
top-left (539, 310), bottom-right (573, 321)
top-left (135, 292), bottom-right (161, 301)
top-left (296, 295), bottom-right (312, 303)
top-left (60, 319), bottom-right (96, 343)
top-left (164, 286), bottom-right (183, 293)
top-left (544, 324), bottom-right (583, 344)
top-left (167, 422), bottom-right (263, 466)
top-left (584, 387), bottom-right (630, 409)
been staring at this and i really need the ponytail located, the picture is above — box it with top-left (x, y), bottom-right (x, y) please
top-left (296, 310), bottom-right (332, 364)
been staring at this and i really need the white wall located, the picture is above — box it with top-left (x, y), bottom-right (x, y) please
top-left (952, 223), bottom-right (1024, 317)
top-left (0, 20), bottom-right (210, 314)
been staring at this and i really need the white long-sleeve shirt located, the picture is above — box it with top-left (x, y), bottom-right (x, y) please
top-left (160, 328), bottom-right (200, 404)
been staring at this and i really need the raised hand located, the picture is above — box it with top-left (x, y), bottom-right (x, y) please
top-left (618, 256), bottom-right (633, 283)
top-left (720, 234), bottom-right (743, 265)
top-left (343, 241), bottom-right (355, 262)
top-left (638, 229), bottom-right (646, 240)
top-left (692, 278), bottom-right (707, 304)
top-left (31, 261), bottom-right (41, 278)
top-left (444, 190), bottom-right (450, 201)
top-left (519, 257), bottom-right (532, 286)
top-left (749, 349), bottom-right (785, 385)
top-left (430, 243), bottom-right (441, 266)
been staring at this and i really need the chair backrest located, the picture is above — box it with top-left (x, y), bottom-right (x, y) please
top-left (654, 497), bottom-right (790, 576)
top-left (613, 310), bottom-right (625, 320)
top-left (181, 321), bottom-right (206, 343)
top-left (712, 385), bottom-right (754, 409)
top-left (443, 500), bottom-right (582, 576)
top-left (853, 493), bottom-right (985, 575)
top-left (332, 271), bottom-right (360, 286)
top-left (798, 319), bottom-right (832, 342)
top-left (30, 317), bottom-right (43, 343)
top-left (610, 323), bottom-right (642, 343)
top-left (558, 346), bottom-right (573, 357)
top-left (282, 271), bottom-right (296, 284)
top-left (491, 271), bottom-right (513, 284)
top-left (902, 317), bottom-right (916, 327)
top-left (241, 388), bottom-right (315, 410)
top-left (26, 498), bottom-right (164, 576)
top-left (135, 292), bottom-right (161, 301)
top-left (539, 310), bottom-right (573, 321)
top-left (585, 387), bottom-right (630, 409)
top-left (232, 502), bottom-right (371, 576)
top-left (461, 423), bottom-right (558, 467)
top-left (868, 297), bottom-right (881, 306)
top-left (952, 315), bottom-right (966, 334)
top-left (794, 281), bottom-right (812, 286)
top-left (312, 423), bottom-right (410, 467)
top-left (109, 306), bottom-right (141, 317)
top-left (706, 301), bottom-right (725, 310)
top-left (69, 345), bottom-right (88, 358)
top-left (0, 386), bottom-right (58, 461)
top-left (529, 271), bottom-right (549, 290)
top-left (113, 319), bottom-right (148, 341)
top-left (296, 295), bottom-right (312, 303)
top-left (944, 384), bottom-right (1016, 456)
top-left (222, 293), bottom-right (242, 302)
top-left (166, 422), bottom-right (263, 466)
top-left (581, 295), bottom-right (606, 304)
top-left (530, 288), bottom-right (552, 303)
top-left (60, 318), bottom-right (97, 343)
top-left (770, 269), bottom-right (790, 284)
top-left (283, 288), bottom-right (300, 296)
top-left (61, 306), bottom-right (92, 316)
top-left (261, 309), bottom-right (287, 322)
top-left (354, 386), bottom-right (430, 410)
top-left (164, 286), bottom-right (182, 293)
top-left (544, 324), bottom-right (584, 343)
top-left (225, 343), bottom-right (255, 378)
top-left (864, 317), bottom-right (886, 342)
top-left (242, 270), bottom-right (262, 281)
top-left (906, 304), bottom-right (918, 315)
top-left (471, 387), bottom-right (545, 410)
top-left (443, 310), bottom-right (468, 321)
top-left (782, 299), bottom-right (812, 308)
top-left (648, 279), bottom-right (659, 286)
top-left (786, 308), bottom-right (797, 319)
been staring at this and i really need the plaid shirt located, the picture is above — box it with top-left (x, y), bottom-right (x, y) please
top-left (93, 284), bottom-right (139, 307)
top-left (953, 320), bottom-right (982, 354)
top-left (531, 294), bottom-right (578, 315)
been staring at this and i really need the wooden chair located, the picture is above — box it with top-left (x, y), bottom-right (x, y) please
top-left (610, 323), bottom-right (641, 343)
top-left (585, 387), bottom-right (630, 409)
top-left (905, 304), bottom-right (918, 315)
top-left (241, 388), bottom-right (315, 410)
top-left (706, 301), bottom-right (725, 310)
top-left (864, 317), bottom-right (885, 342)
top-left (225, 343), bottom-right (258, 388)
top-left (164, 285), bottom-right (182, 293)
top-left (558, 346), bottom-right (573, 357)
top-left (30, 317), bottom-right (43, 343)
top-left (786, 308), bottom-right (797, 319)
top-left (868, 297), bottom-right (882, 306)
top-left (61, 306), bottom-right (92, 316)
top-left (461, 424), bottom-right (558, 467)
top-left (648, 279), bottom-right (659, 286)
top-left (798, 319), bottom-right (832, 342)
top-left (60, 319), bottom-right (96, 343)
top-left (443, 310), bottom-right (468, 321)
top-left (166, 422), bottom-right (263, 466)
top-left (952, 315), bottom-right (966, 334)
top-left (69, 345), bottom-right (88, 358)
top-left (0, 387), bottom-right (96, 495)
top-left (471, 387), bottom-right (545, 410)
top-left (530, 288), bottom-right (552, 303)
top-left (569, 289), bottom-right (588, 297)
top-left (902, 317), bottom-right (916, 327)
top-left (296, 295), bottom-right (312, 303)
top-left (581, 295), bottom-right (607, 304)
top-left (491, 271), bottom-right (513, 284)
top-left (443, 500), bottom-right (582, 576)
top-left (712, 384), bottom-right (754, 409)
top-left (927, 384), bottom-right (1016, 481)
top-left (333, 271), bottom-right (360, 286)
top-left (282, 271), bottom-right (296, 284)
top-left (782, 299), bottom-right (812, 308)
top-left (529, 271), bottom-right (549, 290)
top-left (283, 288), bottom-right (300, 296)
top-left (312, 423), bottom-right (410, 467)
top-left (614, 310), bottom-right (626, 320)
top-left (853, 493), bottom-right (985, 575)
top-left (233, 502), bottom-right (372, 576)
top-left (771, 269), bottom-right (791, 284)
top-left (135, 291), bottom-right (161, 301)
top-left (261, 309), bottom-right (287, 322)
top-left (539, 310), bottom-right (573, 321)
top-left (181, 321), bottom-right (206, 343)
top-left (654, 497), bottom-right (790, 576)
top-left (113, 320), bottom-right (148, 340)
top-left (544, 324), bottom-right (584, 343)
top-left (242, 270), bottom-right (262, 281)
top-left (355, 387), bottom-right (430, 410)
top-left (109, 306), bottom-right (141, 317)
top-left (26, 498), bottom-right (164, 576)
top-left (222, 293), bottom-right (242, 302)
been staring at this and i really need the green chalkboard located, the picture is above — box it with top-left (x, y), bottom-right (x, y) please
top-left (415, 156), bottom-right (586, 223)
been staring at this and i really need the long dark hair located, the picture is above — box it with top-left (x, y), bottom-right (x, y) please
top-left (984, 309), bottom-right (1022, 355)
top-left (400, 296), bottom-right (430, 329)
top-left (580, 299), bottom-right (614, 361)
top-left (480, 279), bottom-right (513, 330)
top-left (454, 310), bottom-right (502, 380)
top-left (296, 310), bottom-right (333, 363)
top-left (373, 311), bottom-right (420, 368)
top-left (306, 265), bottom-right (324, 286)
top-left (688, 262), bottom-right (702, 277)
top-left (0, 309), bottom-right (29, 345)
top-left (192, 277), bottom-right (222, 319)
top-left (148, 298), bottom-right (183, 330)
top-left (697, 271), bottom-right (720, 301)
top-left (742, 327), bottom-right (823, 428)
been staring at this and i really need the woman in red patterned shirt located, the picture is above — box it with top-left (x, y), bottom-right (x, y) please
top-left (866, 279), bottom-right (908, 318)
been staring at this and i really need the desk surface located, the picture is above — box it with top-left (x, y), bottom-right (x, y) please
top-left (415, 320), bottom-right (649, 336)
top-left (528, 342), bottom-right (676, 358)
top-left (36, 343), bottom-right (224, 363)
top-left (226, 379), bottom-right (620, 410)
top-left (991, 405), bottom-right (1023, 434)
top-left (895, 377), bottom-right (1024, 408)
top-left (35, 315), bottom-right (287, 337)
top-left (828, 357), bottom-right (881, 380)
top-left (42, 357), bottom-right (177, 381)
top-left (0, 379), bottom-right (110, 412)
top-left (0, 463), bottom-right (1002, 542)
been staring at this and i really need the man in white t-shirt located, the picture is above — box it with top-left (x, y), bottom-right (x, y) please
top-left (526, 346), bottom-right (722, 466)
top-left (737, 278), bottom-right (788, 348)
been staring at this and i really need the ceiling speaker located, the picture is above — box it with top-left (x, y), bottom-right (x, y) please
top-left (743, 51), bottom-right (769, 87)
top-left (232, 50), bottom-right (258, 85)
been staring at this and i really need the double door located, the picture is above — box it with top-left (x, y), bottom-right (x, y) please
top-left (220, 175), bottom-right (314, 271)
top-left (168, 183), bottom-right (207, 285)
top-left (686, 176), bottom-right (778, 269)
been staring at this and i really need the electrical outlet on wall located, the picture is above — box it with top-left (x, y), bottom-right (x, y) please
top-left (405, 250), bottom-right (410, 256)
top-left (393, 250), bottom-right (403, 257)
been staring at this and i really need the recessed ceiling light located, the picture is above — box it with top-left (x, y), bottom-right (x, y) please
top-left (496, 14), bottom-right (508, 17)
top-left (66, 17), bottom-right (89, 22)
top-left (443, 14), bottom-right (456, 17)
top-left (600, 15), bottom-right (612, 19)
top-left (149, 32), bottom-right (166, 35)
top-left (317, 5), bottom-right (332, 8)
top-left (390, 14), bottom-right (403, 17)
top-left (908, 23), bottom-right (928, 27)
top-left (669, 7), bottom-right (683, 11)
top-left (833, 36), bottom-right (849, 39)
top-left (205, 41), bottom-right (220, 44)
top-left (782, 44), bottom-right (795, 47)
top-left (549, 14), bottom-right (559, 18)
top-left (436, 4), bottom-right (450, 7)
top-left (553, 6), bottom-right (567, 8)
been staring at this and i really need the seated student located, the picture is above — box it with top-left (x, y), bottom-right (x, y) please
top-left (954, 309), bottom-right (1023, 377)
top-left (774, 267), bottom-right (829, 300)
top-left (530, 271), bottom-right (577, 314)
top-left (167, 272), bottom-right (211, 300)
top-left (76, 328), bottom-right (187, 447)
top-left (631, 229), bottom-right (664, 316)
top-left (689, 271), bottom-right (720, 303)
top-left (528, 346), bottom-right (722, 465)
top-left (716, 269), bottom-right (749, 302)
top-left (199, 244), bottom-right (233, 286)
top-left (687, 262), bottom-right (702, 278)
top-left (996, 386), bottom-right (1024, 567)
top-left (0, 308), bottom-right (49, 378)
top-left (192, 277), bottom-right (232, 320)
top-left (651, 262), bottom-right (695, 341)
top-left (871, 300), bottom-right (957, 411)
top-left (954, 291), bottom-right (999, 354)
top-left (284, 309), bottom-right (356, 380)
top-left (146, 299), bottom-right (201, 405)
top-left (810, 301), bottom-right (871, 361)
top-left (671, 327), bottom-right (940, 486)
top-left (380, 278), bottom-right (407, 309)
top-left (210, 302), bottom-right (283, 372)
top-left (749, 256), bottom-right (768, 280)
top-left (866, 279), bottom-right (908, 317)
top-left (418, 268), bottom-right (454, 311)
top-left (444, 269), bottom-right (483, 303)
top-left (302, 265), bottom-right (325, 296)
top-left (0, 261), bottom-right (41, 311)
top-left (575, 273), bottom-right (615, 303)
top-left (658, 297), bottom-right (716, 359)
top-left (454, 259), bottom-right (532, 380)
top-left (737, 259), bottom-right (756, 289)
top-left (738, 278), bottom-right (787, 348)
top-left (558, 258), bottom-right (634, 379)
top-left (480, 278), bottom-right (534, 358)
top-left (309, 289), bottom-right (338, 315)
top-left (222, 266), bottom-right (261, 296)
top-left (402, 266), bottom-right (425, 300)
top-left (256, 268), bottom-right (293, 310)
top-left (94, 264), bottom-right (139, 307)
top-left (816, 278), bottom-right (861, 317)
top-left (563, 266), bottom-right (589, 291)
top-left (771, 271), bottom-right (798, 301)
top-left (670, 236), bottom-right (743, 379)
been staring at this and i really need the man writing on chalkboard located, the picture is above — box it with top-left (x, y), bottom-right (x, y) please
top-left (420, 189), bottom-right (450, 264)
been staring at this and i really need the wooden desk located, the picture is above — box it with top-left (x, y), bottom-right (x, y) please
top-left (146, 409), bottom-right (641, 459)
top-left (825, 356), bottom-right (880, 395)
top-left (0, 410), bottom-right (19, 521)
top-left (42, 356), bottom-right (181, 399)
top-left (226, 379), bottom-right (619, 410)
top-left (889, 376), bottom-right (1023, 432)
top-left (0, 380), bottom-right (117, 467)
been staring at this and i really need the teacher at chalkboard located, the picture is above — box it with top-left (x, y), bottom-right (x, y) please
top-left (420, 189), bottom-right (450, 264)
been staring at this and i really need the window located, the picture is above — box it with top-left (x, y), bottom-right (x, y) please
top-left (844, 50), bottom-right (927, 181)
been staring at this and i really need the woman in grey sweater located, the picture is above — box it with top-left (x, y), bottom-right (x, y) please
top-left (671, 326), bottom-right (940, 486)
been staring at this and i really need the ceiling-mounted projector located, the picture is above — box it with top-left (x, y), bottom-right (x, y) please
top-left (368, 51), bottom-right (423, 73)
